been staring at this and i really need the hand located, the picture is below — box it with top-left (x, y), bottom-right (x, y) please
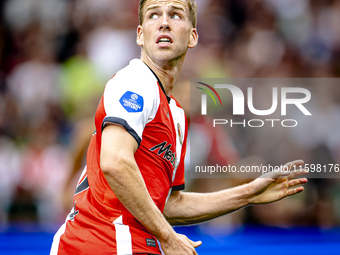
top-left (248, 160), bottom-right (308, 204)
top-left (160, 233), bottom-right (202, 255)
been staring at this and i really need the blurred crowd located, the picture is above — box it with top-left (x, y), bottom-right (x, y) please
top-left (0, 0), bottom-right (340, 232)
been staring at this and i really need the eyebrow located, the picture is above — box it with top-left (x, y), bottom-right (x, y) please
top-left (171, 6), bottom-right (186, 12)
top-left (145, 4), bottom-right (186, 13)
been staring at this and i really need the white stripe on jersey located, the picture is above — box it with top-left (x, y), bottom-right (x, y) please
top-left (50, 221), bottom-right (67, 255)
top-left (157, 239), bottom-right (166, 255)
top-left (165, 99), bottom-right (186, 204)
top-left (169, 98), bottom-right (186, 182)
top-left (77, 166), bottom-right (87, 184)
top-left (113, 215), bottom-right (133, 255)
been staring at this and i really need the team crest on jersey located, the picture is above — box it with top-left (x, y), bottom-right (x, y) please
top-left (177, 123), bottom-right (183, 145)
top-left (119, 91), bottom-right (144, 113)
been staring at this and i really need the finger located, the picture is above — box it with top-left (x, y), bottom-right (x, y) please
top-left (287, 169), bottom-right (309, 179)
top-left (191, 245), bottom-right (198, 255)
top-left (192, 241), bottom-right (202, 248)
top-left (291, 159), bottom-right (305, 167)
top-left (261, 160), bottom-right (305, 179)
top-left (287, 186), bottom-right (304, 196)
top-left (187, 238), bottom-right (202, 248)
top-left (266, 169), bottom-right (290, 179)
top-left (282, 160), bottom-right (304, 172)
top-left (261, 169), bottom-right (290, 179)
top-left (187, 241), bottom-right (198, 255)
top-left (288, 178), bottom-right (308, 188)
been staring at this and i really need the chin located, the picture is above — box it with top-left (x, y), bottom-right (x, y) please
top-left (153, 54), bottom-right (175, 62)
top-left (155, 52), bottom-right (184, 63)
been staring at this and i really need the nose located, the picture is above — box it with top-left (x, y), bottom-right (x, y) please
top-left (159, 13), bottom-right (171, 31)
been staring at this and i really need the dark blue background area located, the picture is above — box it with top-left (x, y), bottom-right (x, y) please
top-left (0, 225), bottom-right (339, 255)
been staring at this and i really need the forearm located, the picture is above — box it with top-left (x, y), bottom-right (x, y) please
top-left (164, 183), bottom-right (253, 226)
top-left (102, 157), bottom-right (175, 242)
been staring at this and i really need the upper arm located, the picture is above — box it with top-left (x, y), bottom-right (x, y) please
top-left (100, 124), bottom-right (138, 174)
top-left (99, 68), bottom-right (159, 171)
top-left (167, 190), bottom-right (182, 204)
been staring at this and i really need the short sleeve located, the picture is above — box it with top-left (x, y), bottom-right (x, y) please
top-left (102, 64), bottom-right (159, 146)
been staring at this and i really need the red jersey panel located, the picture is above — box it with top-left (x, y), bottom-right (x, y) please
top-left (51, 59), bottom-right (187, 255)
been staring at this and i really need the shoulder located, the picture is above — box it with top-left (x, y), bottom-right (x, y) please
top-left (105, 59), bottom-right (158, 96)
top-left (102, 59), bottom-right (160, 116)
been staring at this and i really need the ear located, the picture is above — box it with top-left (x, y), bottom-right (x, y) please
top-left (188, 28), bottom-right (198, 48)
top-left (137, 25), bottom-right (144, 46)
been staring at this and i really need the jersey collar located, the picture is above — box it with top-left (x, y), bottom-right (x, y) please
top-left (143, 62), bottom-right (171, 104)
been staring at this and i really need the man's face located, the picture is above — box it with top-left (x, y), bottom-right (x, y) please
top-left (137, 0), bottom-right (198, 64)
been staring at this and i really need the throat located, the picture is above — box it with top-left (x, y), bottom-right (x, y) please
top-left (153, 68), bottom-right (177, 96)
top-left (141, 56), bottom-right (184, 97)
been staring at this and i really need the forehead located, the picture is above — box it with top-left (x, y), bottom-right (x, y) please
top-left (144, 0), bottom-right (190, 12)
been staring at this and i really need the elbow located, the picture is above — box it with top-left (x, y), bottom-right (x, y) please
top-left (100, 157), bottom-right (124, 178)
top-left (100, 148), bottom-right (136, 183)
top-left (100, 161), bottom-right (113, 177)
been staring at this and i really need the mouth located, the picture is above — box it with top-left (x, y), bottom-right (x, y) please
top-left (156, 35), bottom-right (173, 45)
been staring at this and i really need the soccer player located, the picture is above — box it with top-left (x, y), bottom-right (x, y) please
top-left (51, 0), bottom-right (308, 254)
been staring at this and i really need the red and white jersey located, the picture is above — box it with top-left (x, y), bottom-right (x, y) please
top-left (51, 59), bottom-right (188, 255)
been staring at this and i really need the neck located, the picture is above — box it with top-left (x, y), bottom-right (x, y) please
top-left (140, 52), bottom-right (186, 97)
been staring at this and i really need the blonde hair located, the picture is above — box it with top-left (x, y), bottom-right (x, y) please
top-left (138, 0), bottom-right (198, 28)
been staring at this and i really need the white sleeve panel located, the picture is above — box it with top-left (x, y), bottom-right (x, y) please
top-left (102, 59), bottom-right (160, 145)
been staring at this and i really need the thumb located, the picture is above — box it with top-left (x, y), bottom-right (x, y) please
top-left (193, 240), bottom-right (202, 248)
top-left (188, 239), bottom-right (202, 248)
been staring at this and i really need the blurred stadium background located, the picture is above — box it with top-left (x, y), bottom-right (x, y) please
top-left (0, 0), bottom-right (340, 254)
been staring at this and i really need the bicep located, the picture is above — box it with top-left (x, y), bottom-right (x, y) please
top-left (100, 124), bottom-right (138, 173)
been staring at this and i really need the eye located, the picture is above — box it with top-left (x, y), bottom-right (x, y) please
top-left (171, 14), bottom-right (181, 19)
top-left (150, 13), bottom-right (159, 19)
